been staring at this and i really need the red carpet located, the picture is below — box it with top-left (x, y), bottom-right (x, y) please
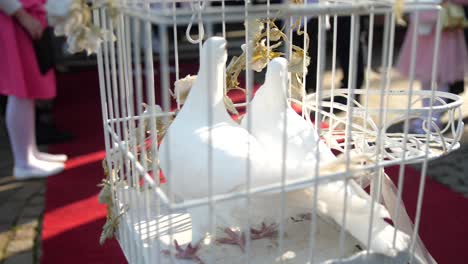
top-left (386, 166), bottom-right (468, 264)
top-left (41, 70), bottom-right (126, 264)
top-left (41, 68), bottom-right (468, 264)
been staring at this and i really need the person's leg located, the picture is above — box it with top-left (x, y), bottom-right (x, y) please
top-left (448, 80), bottom-right (465, 96)
top-left (448, 6), bottom-right (466, 98)
top-left (6, 96), bottom-right (64, 179)
top-left (0, 96), bottom-right (7, 117)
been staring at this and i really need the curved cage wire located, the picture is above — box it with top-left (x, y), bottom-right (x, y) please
top-left (92, 0), bottom-right (463, 263)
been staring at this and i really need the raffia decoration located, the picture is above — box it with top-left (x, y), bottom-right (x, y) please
top-left (394, 0), bottom-right (407, 26)
top-left (142, 103), bottom-right (173, 142)
top-left (98, 160), bottom-right (128, 245)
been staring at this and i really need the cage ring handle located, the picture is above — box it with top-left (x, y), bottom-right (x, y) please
top-left (186, 0), bottom-right (206, 44)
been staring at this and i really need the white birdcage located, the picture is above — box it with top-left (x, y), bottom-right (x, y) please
top-left (89, 0), bottom-right (464, 263)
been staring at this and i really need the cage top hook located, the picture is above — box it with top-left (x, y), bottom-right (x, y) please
top-left (186, 0), bottom-right (206, 44)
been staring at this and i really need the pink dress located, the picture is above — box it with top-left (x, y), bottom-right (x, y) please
top-left (397, 8), bottom-right (468, 84)
top-left (0, 0), bottom-right (56, 99)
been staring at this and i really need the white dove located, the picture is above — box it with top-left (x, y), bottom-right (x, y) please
top-left (241, 57), bottom-right (411, 256)
top-left (159, 37), bottom-right (304, 261)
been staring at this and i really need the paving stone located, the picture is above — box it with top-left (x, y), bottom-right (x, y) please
top-left (0, 229), bottom-right (13, 261)
top-left (0, 161), bottom-right (13, 179)
top-left (0, 160), bottom-right (12, 170)
top-left (24, 182), bottom-right (45, 194)
top-left (0, 176), bottom-right (15, 186)
top-left (5, 238), bottom-right (33, 257)
top-left (0, 223), bottom-right (12, 235)
top-left (37, 188), bottom-right (46, 195)
top-left (8, 186), bottom-right (34, 201)
top-left (3, 251), bottom-right (33, 264)
top-left (453, 185), bottom-right (468, 193)
top-left (13, 227), bottom-right (36, 241)
top-left (0, 182), bottom-right (23, 201)
top-left (0, 202), bottom-right (24, 226)
top-left (28, 196), bottom-right (44, 207)
top-left (8, 182), bottom-right (44, 203)
top-left (16, 218), bottom-right (38, 227)
top-left (427, 143), bottom-right (468, 196)
top-left (0, 181), bottom-right (23, 193)
top-left (20, 220), bottom-right (38, 229)
top-left (35, 238), bottom-right (42, 264)
top-left (0, 156), bottom-right (12, 165)
top-left (21, 205), bottom-right (44, 219)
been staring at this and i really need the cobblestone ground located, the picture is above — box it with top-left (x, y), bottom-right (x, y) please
top-left (423, 124), bottom-right (468, 197)
top-left (0, 120), bottom-right (45, 264)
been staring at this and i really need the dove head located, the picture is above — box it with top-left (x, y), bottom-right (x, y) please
top-left (198, 37), bottom-right (227, 103)
top-left (181, 37), bottom-right (228, 123)
top-left (265, 57), bottom-right (289, 101)
top-left (201, 37), bottom-right (227, 66)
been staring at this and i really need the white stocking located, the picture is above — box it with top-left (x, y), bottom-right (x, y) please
top-left (6, 96), bottom-right (64, 178)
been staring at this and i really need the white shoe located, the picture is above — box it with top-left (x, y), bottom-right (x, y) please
top-left (14, 162), bottom-right (65, 180)
top-left (35, 152), bottom-right (68, 163)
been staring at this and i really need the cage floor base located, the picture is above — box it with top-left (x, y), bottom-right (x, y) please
top-left (115, 186), bottom-right (406, 264)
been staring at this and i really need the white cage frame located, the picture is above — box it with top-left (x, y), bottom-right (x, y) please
top-left (92, 0), bottom-right (464, 263)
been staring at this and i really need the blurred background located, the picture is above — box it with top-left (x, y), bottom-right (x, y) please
top-left (0, 3), bottom-right (467, 264)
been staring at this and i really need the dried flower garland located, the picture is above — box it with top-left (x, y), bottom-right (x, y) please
top-left (53, 0), bottom-right (117, 55)
top-left (225, 18), bottom-right (310, 100)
